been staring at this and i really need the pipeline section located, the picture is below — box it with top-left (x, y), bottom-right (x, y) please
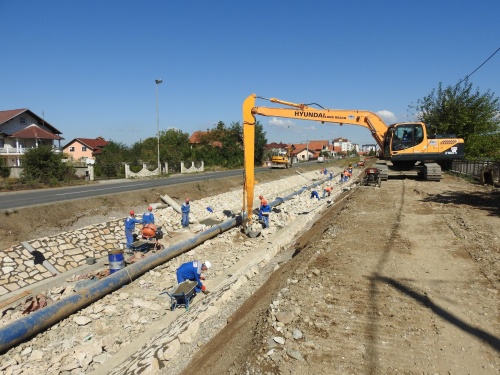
top-left (0, 175), bottom-right (332, 353)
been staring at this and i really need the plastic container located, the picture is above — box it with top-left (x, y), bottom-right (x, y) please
top-left (108, 250), bottom-right (125, 274)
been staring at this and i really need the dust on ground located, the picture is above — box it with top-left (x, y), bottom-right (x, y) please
top-left (181, 174), bottom-right (500, 375)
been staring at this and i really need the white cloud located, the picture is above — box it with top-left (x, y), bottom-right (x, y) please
top-left (376, 110), bottom-right (398, 124)
top-left (268, 117), bottom-right (296, 129)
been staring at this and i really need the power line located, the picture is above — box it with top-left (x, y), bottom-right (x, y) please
top-left (455, 47), bottom-right (500, 87)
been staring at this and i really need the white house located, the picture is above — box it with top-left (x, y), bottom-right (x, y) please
top-left (0, 109), bottom-right (63, 167)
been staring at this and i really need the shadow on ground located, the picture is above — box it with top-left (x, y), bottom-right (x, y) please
top-left (422, 189), bottom-right (500, 217)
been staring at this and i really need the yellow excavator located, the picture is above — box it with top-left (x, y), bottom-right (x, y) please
top-left (242, 94), bottom-right (464, 234)
top-left (270, 144), bottom-right (293, 168)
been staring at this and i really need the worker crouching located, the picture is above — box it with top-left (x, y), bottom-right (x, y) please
top-left (322, 186), bottom-right (333, 199)
top-left (176, 260), bottom-right (211, 294)
top-left (310, 190), bottom-right (320, 201)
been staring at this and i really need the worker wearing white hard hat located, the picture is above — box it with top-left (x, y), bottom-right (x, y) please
top-left (176, 260), bottom-right (211, 294)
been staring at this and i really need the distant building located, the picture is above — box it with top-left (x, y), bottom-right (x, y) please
top-left (288, 140), bottom-right (331, 161)
top-left (0, 108), bottom-right (64, 167)
top-left (332, 137), bottom-right (355, 153)
top-left (189, 131), bottom-right (222, 148)
top-left (62, 137), bottom-right (109, 163)
top-left (361, 144), bottom-right (377, 153)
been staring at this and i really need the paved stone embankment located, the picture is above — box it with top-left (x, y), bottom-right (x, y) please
top-left (0, 166), bottom-right (361, 375)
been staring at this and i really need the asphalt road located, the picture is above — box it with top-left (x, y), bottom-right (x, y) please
top-left (0, 165), bottom-right (318, 211)
top-left (0, 169), bottom-right (247, 211)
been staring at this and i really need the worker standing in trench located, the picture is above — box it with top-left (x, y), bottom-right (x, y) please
top-left (258, 195), bottom-right (266, 221)
top-left (124, 210), bottom-right (142, 248)
top-left (142, 206), bottom-right (155, 225)
top-left (181, 198), bottom-right (190, 228)
top-left (259, 199), bottom-right (271, 228)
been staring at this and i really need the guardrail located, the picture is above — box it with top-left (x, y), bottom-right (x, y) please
top-left (451, 160), bottom-right (500, 185)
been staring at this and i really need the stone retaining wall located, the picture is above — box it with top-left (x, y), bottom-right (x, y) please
top-left (0, 220), bottom-right (123, 296)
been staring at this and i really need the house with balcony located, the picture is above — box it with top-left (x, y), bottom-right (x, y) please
top-left (0, 109), bottom-right (63, 167)
top-left (62, 137), bottom-right (109, 163)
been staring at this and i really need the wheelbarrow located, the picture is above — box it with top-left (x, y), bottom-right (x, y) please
top-left (160, 280), bottom-right (198, 311)
top-left (128, 239), bottom-right (150, 254)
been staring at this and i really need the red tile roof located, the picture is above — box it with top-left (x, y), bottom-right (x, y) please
top-left (62, 137), bottom-right (110, 155)
top-left (189, 131), bottom-right (222, 148)
top-left (265, 142), bottom-right (290, 150)
top-left (0, 109), bottom-right (26, 124)
top-left (307, 140), bottom-right (329, 151)
top-left (10, 124), bottom-right (63, 140)
top-left (75, 137), bottom-right (109, 150)
top-left (189, 131), bottom-right (207, 144)
top-left (0, 108), bottom-right (62, 135)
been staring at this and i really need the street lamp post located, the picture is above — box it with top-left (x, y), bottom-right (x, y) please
top-left (155, 79), bottom-right (163, 175)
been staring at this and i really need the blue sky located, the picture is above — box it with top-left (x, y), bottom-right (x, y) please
top-left (1, 1), bottom-right (499, 147)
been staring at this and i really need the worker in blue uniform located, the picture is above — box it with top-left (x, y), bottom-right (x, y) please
top-left (181, 198), bottom-right (190, 227)
top-left (176, 260), bottom-right (212, 293)
top-left (310, 190), bottom-right (320, 200)
top-left (259, 200), bottom-right (271, 228)
top-left (125, 210), bottom-right (142, 248)
top-left (142, 206), bottom-right (155, 225)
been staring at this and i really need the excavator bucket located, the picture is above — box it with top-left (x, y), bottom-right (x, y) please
top-left (243, 221), bottom-right (261, 238)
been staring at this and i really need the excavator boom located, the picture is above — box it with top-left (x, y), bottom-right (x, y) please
top-left (258, 96), bottom-right (388, 149)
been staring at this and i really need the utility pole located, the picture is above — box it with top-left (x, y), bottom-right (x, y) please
top-left (155, 79), bottom-right (163, 175)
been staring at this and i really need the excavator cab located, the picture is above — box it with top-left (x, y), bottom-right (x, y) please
top-left (390, 124), bottom-right (424, 151)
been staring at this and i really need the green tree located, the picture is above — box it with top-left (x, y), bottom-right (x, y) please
top-left (131, 130), bottom-right (192, 169)
top-left (195, 121), bottom-right (267, 168)
top-left (195, 121), bottom-right (239, 168)
top-left (410, 79), bottom-right (500, 159)
top-left (0, 158), bottom-right (10, 178)
top-left (254, 121), bottom-right (267, 165)
top-left (160, 129), bottom-right (192, 165)
top-left (21, 145), bottom-right (75, 183)
top-left (95, 141), bottom-right (130, 178)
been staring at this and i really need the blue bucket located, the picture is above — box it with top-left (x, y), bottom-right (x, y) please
top-left (108, 250), bottom-right (125, 274)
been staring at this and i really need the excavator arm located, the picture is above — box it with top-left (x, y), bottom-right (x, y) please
top-left (261, 96), bottom-right (388, 149)
top-left (242, 94), bottom-right (389, 232)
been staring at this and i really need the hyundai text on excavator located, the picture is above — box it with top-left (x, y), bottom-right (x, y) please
top-left (242, 94), bottom-right (464, 236)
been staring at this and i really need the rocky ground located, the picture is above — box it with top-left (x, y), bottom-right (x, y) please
top-left (182, 173), bottom-right (500, 375)
top-left (0, 165), bottom-right (499, 375)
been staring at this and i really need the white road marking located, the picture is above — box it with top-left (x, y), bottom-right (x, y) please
top-left (55, 184), bottom-right (149, 196)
